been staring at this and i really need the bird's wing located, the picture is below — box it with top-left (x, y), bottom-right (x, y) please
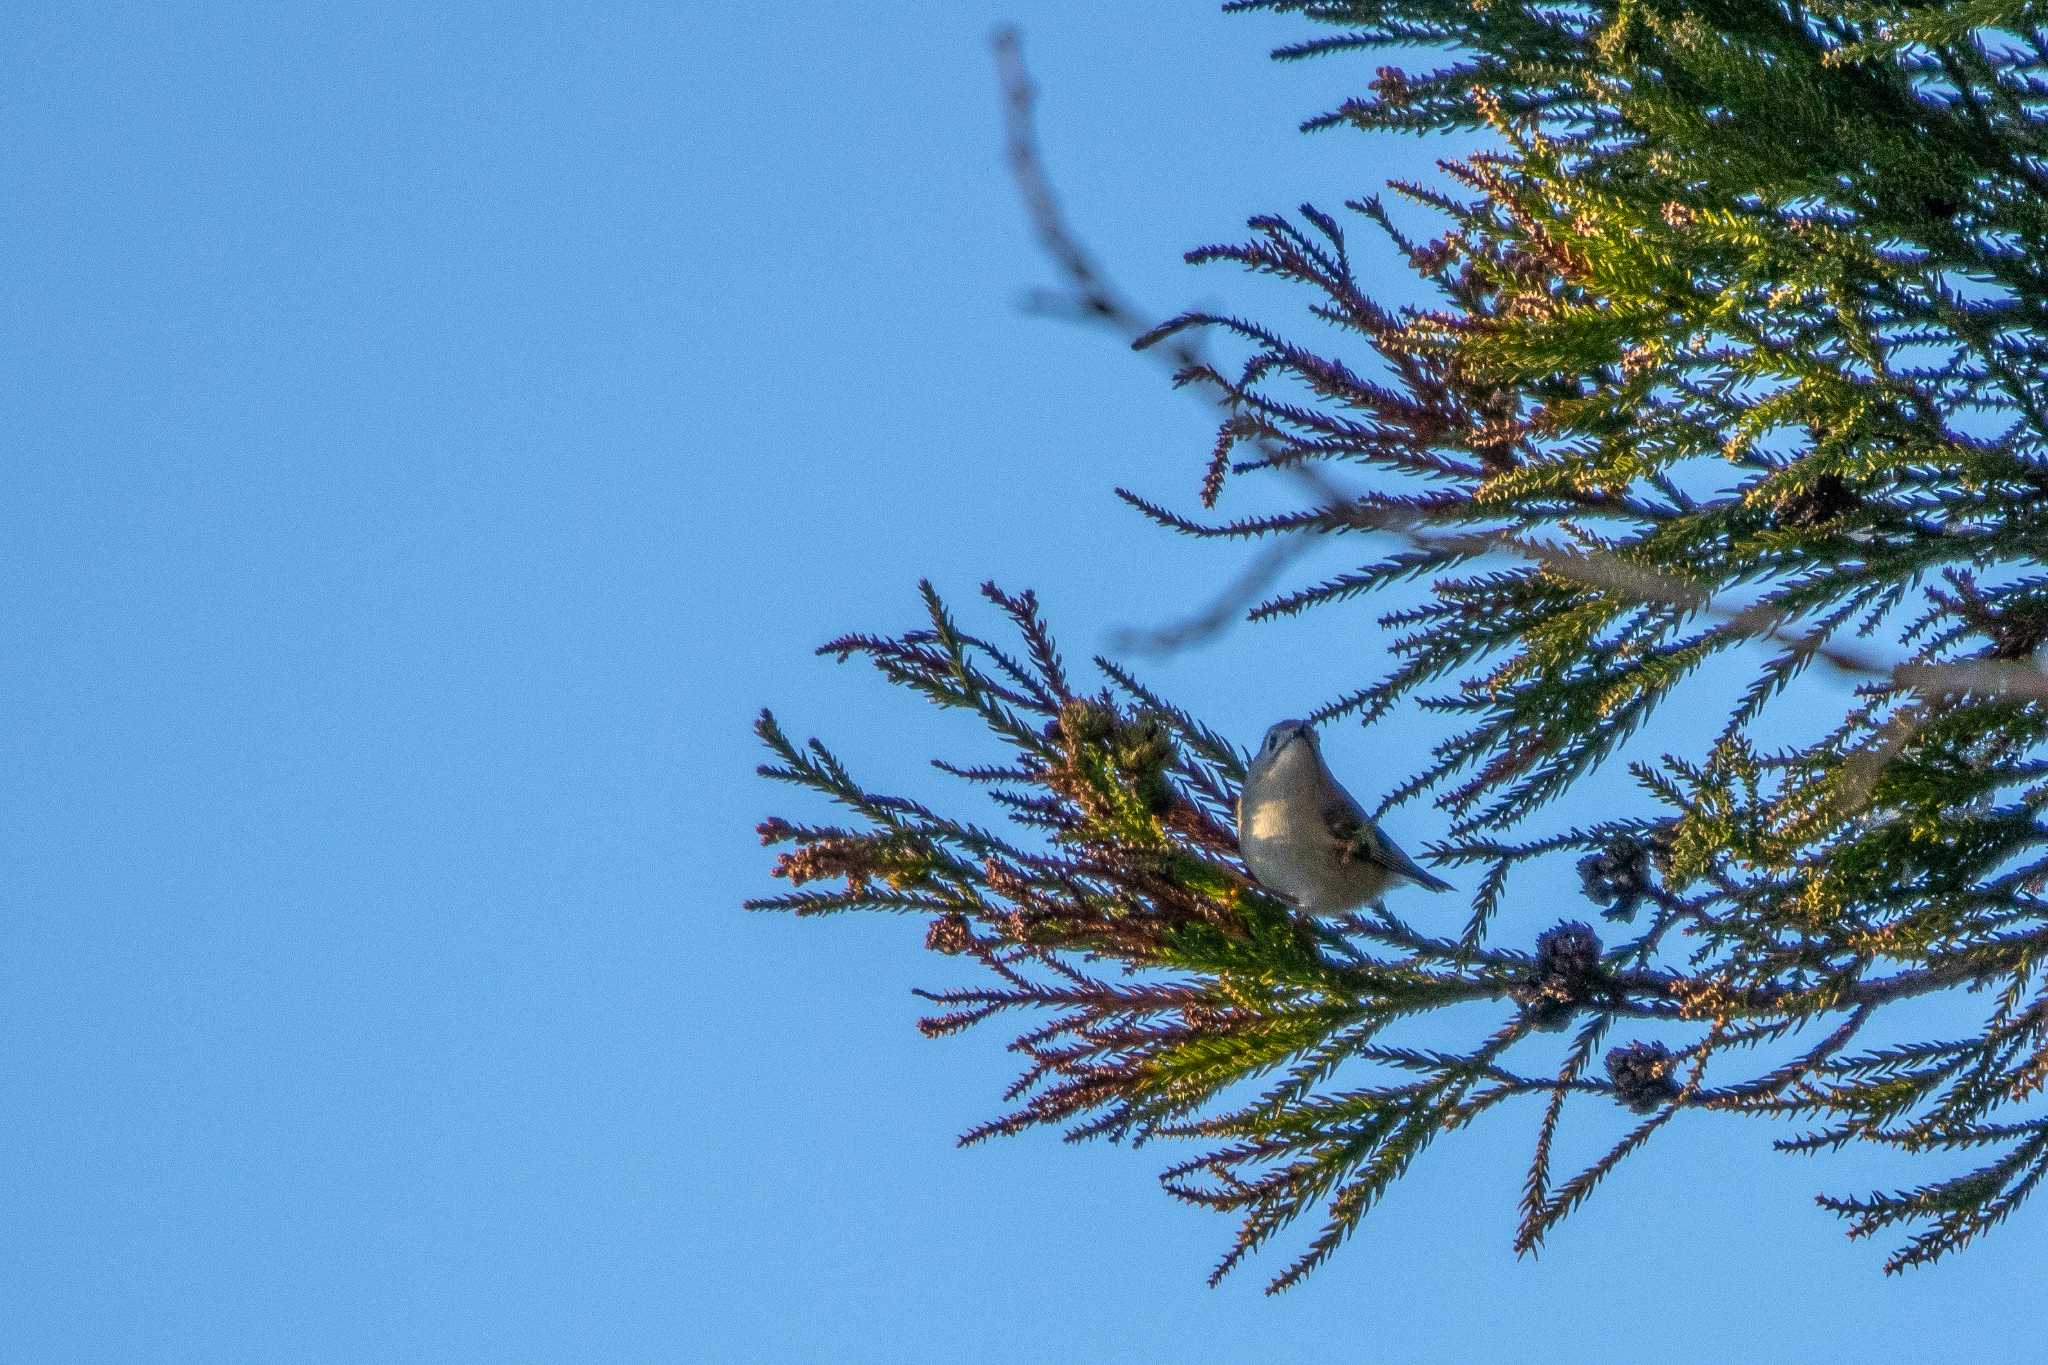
top-left (1318, 795), bottom-right (1376, 860)
top-left (1320, 794), bottom-right (1453, 893)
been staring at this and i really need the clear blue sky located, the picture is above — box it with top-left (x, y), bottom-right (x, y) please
top-left (4, 3), bottom-right (2038, 1361)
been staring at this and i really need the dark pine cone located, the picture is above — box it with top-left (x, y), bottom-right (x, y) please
top-left (1774, 473), bottom-right (1860, 530)
top-left (1578, 837), bottom-right (1653, 920)
top-left (1606, 1040), bottom-right (1680, 1114)
top-left (1512, 921), bottom-right (1606, 1032)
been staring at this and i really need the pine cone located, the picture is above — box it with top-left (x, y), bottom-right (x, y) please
top-left (1511, 921), bottom-right (1606, 1031)
top-left (1606, 1041), bottom-right (1680, 1114)
top-left (1774, 473), bottom-right (1859, 530)
top-left (925, 912), bottom-right (976, 956)
top-left (1578, 836), bottom-right (1652, 919)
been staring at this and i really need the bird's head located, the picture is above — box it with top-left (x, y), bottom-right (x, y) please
top-left (1254, 719), bottom-right (1317, 764)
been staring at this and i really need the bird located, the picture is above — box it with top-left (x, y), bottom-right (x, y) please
top-left (1236, 719), bottom-right (1452, 914)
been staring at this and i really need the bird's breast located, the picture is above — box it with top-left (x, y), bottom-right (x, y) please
top-left (1238, 787), bottom-right (1328, 899)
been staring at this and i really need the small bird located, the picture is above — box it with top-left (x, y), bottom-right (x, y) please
top-left (1236, 719), bottom-right (1452, 913)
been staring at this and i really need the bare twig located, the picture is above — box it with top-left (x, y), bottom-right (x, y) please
top-left (993, 25), bottom-right (1322, 653)
top-left (1107, 538), bottom-right (1314, 655)
top-left (993, 25), bottom-right (1203, 371)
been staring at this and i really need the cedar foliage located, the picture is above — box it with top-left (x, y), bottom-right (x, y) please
top-left (751, 2), bottom-right (2048, 1289)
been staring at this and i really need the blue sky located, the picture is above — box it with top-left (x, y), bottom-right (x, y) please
top-left (4, 3), bottom-right (2041, 1361)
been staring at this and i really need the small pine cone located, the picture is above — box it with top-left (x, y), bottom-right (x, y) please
top-left (1512, 921), bottom-right (1604, 1031)
top-left (1774, 473), bottom-right (1859, 530)
top-left (1578, 837), bottom-right (1651, 919)
top-left (924, 912), bottom-right (975, 956)
top-left (1606, 1041), bottom-right (1680, 1114)
top-left (1535, 921), bottom-right (1601, 980)
top-left (773, 834), bottom-right (874, 889)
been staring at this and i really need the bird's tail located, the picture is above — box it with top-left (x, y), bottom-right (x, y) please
top-left (1407, 866), bottom-right (1454, 894)
top-left (1385, 844), bottom-right (1454, 893)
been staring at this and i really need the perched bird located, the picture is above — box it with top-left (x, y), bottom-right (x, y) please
top-left (1236, 719), bottom-right (1452, 913)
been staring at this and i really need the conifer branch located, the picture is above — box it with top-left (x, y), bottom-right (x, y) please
top-left (755, 4), bottom-right (2048, 1287)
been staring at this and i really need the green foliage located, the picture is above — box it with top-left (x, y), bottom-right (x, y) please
top-left (753, 3), bottom-right (2048, 1287)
